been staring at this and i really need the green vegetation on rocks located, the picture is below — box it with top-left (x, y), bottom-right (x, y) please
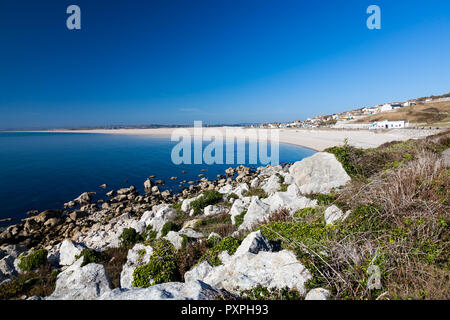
top-left (18, 249), bottom-right (48, 272)
top-left (234, 210), bottom-right (247, 228)
top-left (132, 239), bottom-right (178, 287)
top-left (200, 237), bottom-right (241, 266)
top-left (190, 190), bottom-right (223, 215)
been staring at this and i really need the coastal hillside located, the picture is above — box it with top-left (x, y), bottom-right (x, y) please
top-left (0, 131), bottom-right (449, 300)
top-left (355, 100), bottom-right (450, 126)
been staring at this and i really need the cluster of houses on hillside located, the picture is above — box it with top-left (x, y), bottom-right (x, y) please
top-left (252, 95), bottom-right (449, 130)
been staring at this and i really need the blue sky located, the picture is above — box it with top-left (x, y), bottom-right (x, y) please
top-left (0, 0), bottom-right (449, 129)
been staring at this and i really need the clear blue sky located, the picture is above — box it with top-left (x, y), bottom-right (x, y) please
top-left (0, 0), bottom-right (449, 129)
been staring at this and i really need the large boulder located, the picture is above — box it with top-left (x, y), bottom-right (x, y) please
top-left (59, 239), bottom-right (88, 266)
top-left (185, 231), bottom-right (311, 295)
top-left (120, 243), bottom-right (153, 288)
top-left (47, 259), bottom-right (112, 300)
top-left (289, 152), bottom-right (351, 194)
top-left (99, 280), bottom-right (219, 300)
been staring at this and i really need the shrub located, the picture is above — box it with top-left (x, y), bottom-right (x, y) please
top-left (228, 193), bottom-right (239, 200)
top-left (132, 239), bottom-right (177, 287)
top-left (0, 266), bottom-right (57, 300)
top-left (234, 210), bottom-right (247, 228)
top-left (200, 237), bottom-right (241, 266)
top-left (175, 240), bottom-right (208, 281)
top-left (160, 221), bottom-right (180, 237)
top-left (18, 249), bottom-right (48, 272)
top-left (119, 228), bottom-right (142, 247)
top-left (76, 249), bottom-right (104, 267)
top-left (143, 225), bottom-right (158, 242)
top-left (190, 190), bottom-right (224, 215)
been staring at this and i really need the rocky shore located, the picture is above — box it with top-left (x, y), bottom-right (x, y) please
top-left (1, 131), bottom-right (448, 300)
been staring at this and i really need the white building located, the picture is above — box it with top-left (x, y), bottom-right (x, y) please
top-left (369, 120), bottom-right (406, 130)
top-left (403, 101), bottom-right (416, 107)
top-left (380, 104), bottom-right (394, 112)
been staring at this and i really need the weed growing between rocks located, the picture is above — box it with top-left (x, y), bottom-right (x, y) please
top-left (243, 188), bottom-right (268, 199)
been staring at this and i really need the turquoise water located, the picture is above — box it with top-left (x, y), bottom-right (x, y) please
top-left (0, 132), bottom-right (315, 226)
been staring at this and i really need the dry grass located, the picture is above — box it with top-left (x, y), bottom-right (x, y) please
top-left (101, 246), bottom-right (131, 288)
top-left (0, 266), bottom-right (57, 300)
top-left (322, 150), bottom-right (450, 299)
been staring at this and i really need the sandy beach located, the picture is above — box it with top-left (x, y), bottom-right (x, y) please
top-left (25, 127), bottom-right (444, 151)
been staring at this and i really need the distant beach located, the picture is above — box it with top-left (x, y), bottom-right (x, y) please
top-left (25, 127), bottom-right (444, 151)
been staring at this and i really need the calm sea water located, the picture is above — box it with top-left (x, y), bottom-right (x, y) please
top-left (0, 132), bottom-right (315, 227)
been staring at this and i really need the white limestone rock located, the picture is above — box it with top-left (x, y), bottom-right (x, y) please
top-left (218, 184), bottom-right (233, 195)
top-left (250, 177), bottom-right (260, 189)
top-left (265, 186), bottom-right (317, 215)
top-left (47, 258), bottom-right (112, 300)
top-left (99, 280), bottom-right (219, 300)
top-left (184, 261), bottom-right (214, 283)
top-left (237, 198), bottom-right (270, 231)
top-left (229, 197), bottom-right (254, 224)
top-left (232, 183), bottom-right (250, 198)
top-left (289, 152), bottom-right (351, 194)
top-left (261, 174), bottom-right (281, 195)
top-left (181, 195), bottom-right (202, 212)
top-left (0, 255), bottom-right (17, 279)
top-left (203, 205), bottom-right (226, 216)
top-left (59, 239), bottom-right (88, 266)
top-left (120, 244), bottom-right (153, 288)
top-left (141, 205), bottom-right (177, 237)
top-left (178, 228), bottom-right (204, 239)
top-left (164, 231), bottom-right (184, 250)
top-left (185, 231), bottom-right (311, 296)
top-left (233, 230), bottom-right (272, 256)
top-left (305, 288), bottom-right (331, 300)
top-left (324, 205), bottom-right (350, 225)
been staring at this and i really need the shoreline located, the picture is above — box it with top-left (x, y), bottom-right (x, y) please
top-left (5, 127), bottom-right (444, 151)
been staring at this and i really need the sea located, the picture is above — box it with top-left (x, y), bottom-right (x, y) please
top-left (0, 132), bottom-right (315, 227)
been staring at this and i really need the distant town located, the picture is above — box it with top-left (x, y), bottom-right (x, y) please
top-left (251, 92), bottom-right (450, 130)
